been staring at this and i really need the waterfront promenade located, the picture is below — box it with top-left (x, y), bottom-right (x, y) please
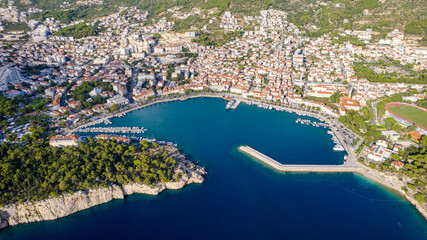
top-left (239, 145), bottom-right (362, 172)
top-left (68, 93), bottom-right (363, 156)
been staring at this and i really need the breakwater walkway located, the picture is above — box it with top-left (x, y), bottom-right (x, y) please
top-left (238, 146), bottom-right (362, 172)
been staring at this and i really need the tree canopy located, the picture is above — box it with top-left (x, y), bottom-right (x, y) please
top-left (54, 22), bottom-right (99, 39)
top-left (0, 139), bottom-right (179, 205)
top-left (329, 91), bottom-right (343, 103)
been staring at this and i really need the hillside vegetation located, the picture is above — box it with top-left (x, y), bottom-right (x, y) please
top-left (17, 0), bottom-right (427, 46)
top-left (53, 22), bottom-right (99, 38)
top-left (0, 139), bottom-right (179, 205)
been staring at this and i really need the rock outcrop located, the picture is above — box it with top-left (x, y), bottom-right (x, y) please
top-left (0, 185), bottom-right (124, 228)
top-left (0, 165), bottom-right (204, 230)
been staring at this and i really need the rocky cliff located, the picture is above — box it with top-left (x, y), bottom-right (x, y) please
top-left (0, 164), bottom-right (204, 230)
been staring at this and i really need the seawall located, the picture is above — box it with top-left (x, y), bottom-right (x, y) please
top-left (238, 145), bottom-right (427, 220)
top-left (238, 145), bottom-right (362, 172)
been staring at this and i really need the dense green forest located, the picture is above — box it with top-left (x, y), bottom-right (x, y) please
top-left (354, 62), bottom-right (427, 84)
top-left (53, 22), bottom-right (99, 39)
top-left (0, 95), bottom-right (18, 118)
top-left (0, 92), bottom-right (51, 132)
top-left (0, 21), bottom-right (30, 33)
top-left (29, 4), bottom-right (118, 23)
top-left (339, 109), bottom-right (381, 143)
top-left (192, 31), bottom-right (243, 48)
top-left (0, 139), bottom-right (180, 205)
top-left (22, 64), bottom-right (50, 75)
top-left (71, 81), bottom-right (113, 109)
top-left (417, 97), bottom-right (427, 109)
top-left (0, 95), bottom-right (50, 131)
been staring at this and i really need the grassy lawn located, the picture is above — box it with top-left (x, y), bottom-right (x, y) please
top-left (389, 105), bottom-right (427, 129)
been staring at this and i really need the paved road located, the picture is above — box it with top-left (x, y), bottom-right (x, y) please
top-left (371, 100), bottom-right (379, 125)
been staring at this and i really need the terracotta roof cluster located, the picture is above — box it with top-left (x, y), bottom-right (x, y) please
top-left (50, 135), bottom-right (80, 142)
top-left (97, 134), bottom-right (130, 143)
top-left (391, 161), bottom-right (404, 169)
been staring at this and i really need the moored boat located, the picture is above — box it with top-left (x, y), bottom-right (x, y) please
top-left (333, 144), bottom-right (345, 151)
top-left (225, 100), bottom-right (235, 109)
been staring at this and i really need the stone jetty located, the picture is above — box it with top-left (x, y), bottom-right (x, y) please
top-left (238, 145), bottom-right (362, 172)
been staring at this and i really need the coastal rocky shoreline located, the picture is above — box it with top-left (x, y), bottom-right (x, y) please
top-left (0, 159), bottom-right (204, 230)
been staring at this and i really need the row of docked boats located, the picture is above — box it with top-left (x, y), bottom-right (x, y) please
top-left (78, 126), bottom-right (147, 134)
top-left (115, 112), bottom-right (127, 117)
top-left (96, 135), bottom-right (178, 147)
top-left (137, 137), bottom-right (178, 147)
top-left (174, 97), bottom-right (189, 101)
top-left (256, 104), bottom-right (273, 110)
top-left (295, 118), bottom-right (328, 128)
top-left (327, 130), bottom-right (345, 151)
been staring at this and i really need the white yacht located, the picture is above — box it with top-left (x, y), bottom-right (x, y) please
top-left (333, 144), bottom-right (345, 151)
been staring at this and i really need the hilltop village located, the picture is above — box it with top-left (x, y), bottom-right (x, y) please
top-left (0, 2), bottom-right (427, 207)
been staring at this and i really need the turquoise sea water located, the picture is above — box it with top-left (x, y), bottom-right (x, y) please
top-left (2, 97), bottom-right (427, 239)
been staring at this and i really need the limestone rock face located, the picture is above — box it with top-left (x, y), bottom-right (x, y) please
top-left (0, 167), bottom-right (204, 231)
top-left (0, 211), bottom-right (8, 229)
top-left (187, 171), bottom-right (204, 184)
top-left (122, 183), bottom-right (166, 195)
top-left (0, 185), bottom-right (124, 227)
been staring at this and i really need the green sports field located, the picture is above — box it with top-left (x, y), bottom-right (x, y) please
top-left (389, 105), bottom-right (427, 129)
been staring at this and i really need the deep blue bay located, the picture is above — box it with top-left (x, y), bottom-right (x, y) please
top-left (2, 97), bottom-right (427, 239)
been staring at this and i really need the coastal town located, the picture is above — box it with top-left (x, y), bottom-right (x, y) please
top-left (0, 0), bottom-right (427, 230)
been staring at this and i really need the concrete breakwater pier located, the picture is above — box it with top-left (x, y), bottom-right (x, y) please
top-left (225, 99), bottom-right (241, 110)
top-left (238, 145), bottom-right (362, 172)
top-left (238, 146), bottom-right (427, 220)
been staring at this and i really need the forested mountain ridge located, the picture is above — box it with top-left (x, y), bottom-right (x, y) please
top-left (7, 0), bottom-right (426, 46)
